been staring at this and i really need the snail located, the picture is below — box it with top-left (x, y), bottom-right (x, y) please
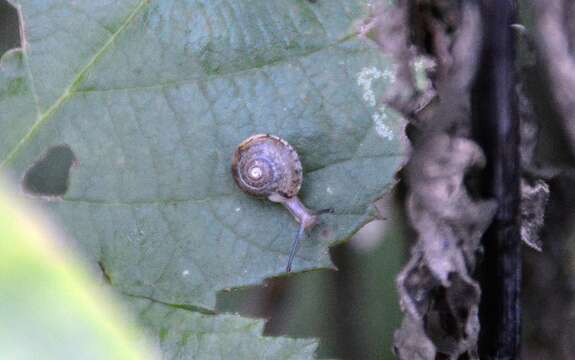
top-left (232, 134), bottom-right (331, 272)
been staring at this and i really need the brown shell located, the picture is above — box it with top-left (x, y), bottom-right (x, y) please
top-left (232, 134), bottom-right (303, 199)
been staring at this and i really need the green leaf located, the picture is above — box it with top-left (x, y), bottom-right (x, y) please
top-left (129, 296), bottom-right (317, 359)
top-left (0, 0), bottom-right (407, 309)
top-left (0, 184), bottom-right (150, 360)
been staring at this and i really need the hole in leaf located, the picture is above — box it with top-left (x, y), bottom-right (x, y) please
top-left (23, 145), bottom-right (76, 196)
top-left (0, 0), bottom-right (20, 58)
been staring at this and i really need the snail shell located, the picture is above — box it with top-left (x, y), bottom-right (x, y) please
top-left (232, 134), bottom-right (302, 201)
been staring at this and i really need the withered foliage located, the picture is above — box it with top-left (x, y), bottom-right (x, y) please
top-left (364, 1), bottom-right (497, 358)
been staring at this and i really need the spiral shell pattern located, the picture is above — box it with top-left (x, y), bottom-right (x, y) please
top-left (232, 134), bottom-right (303, 199)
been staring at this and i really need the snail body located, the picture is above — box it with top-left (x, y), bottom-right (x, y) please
top-left (232, 134), bottom-right (325, 271)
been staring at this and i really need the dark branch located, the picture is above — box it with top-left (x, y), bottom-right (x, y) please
top-left (472, 0), bottom-right (521, 358)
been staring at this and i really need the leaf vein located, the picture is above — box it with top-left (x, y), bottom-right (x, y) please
top-left (0, 0), bottom-right (150, 168)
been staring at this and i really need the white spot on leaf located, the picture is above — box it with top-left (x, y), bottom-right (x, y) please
top-left (357, 66), bottom-right (397, 106)
top-left (357, 66), bottom-right (398, 141)
top-left (182, 270), bottom-right (190, 276)
top-left (357, 67), bottom-right (382, 106)
top-left (326, 186), bottom-right (333, 195)
top-left (372, 106), bottom-right (394, 140)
